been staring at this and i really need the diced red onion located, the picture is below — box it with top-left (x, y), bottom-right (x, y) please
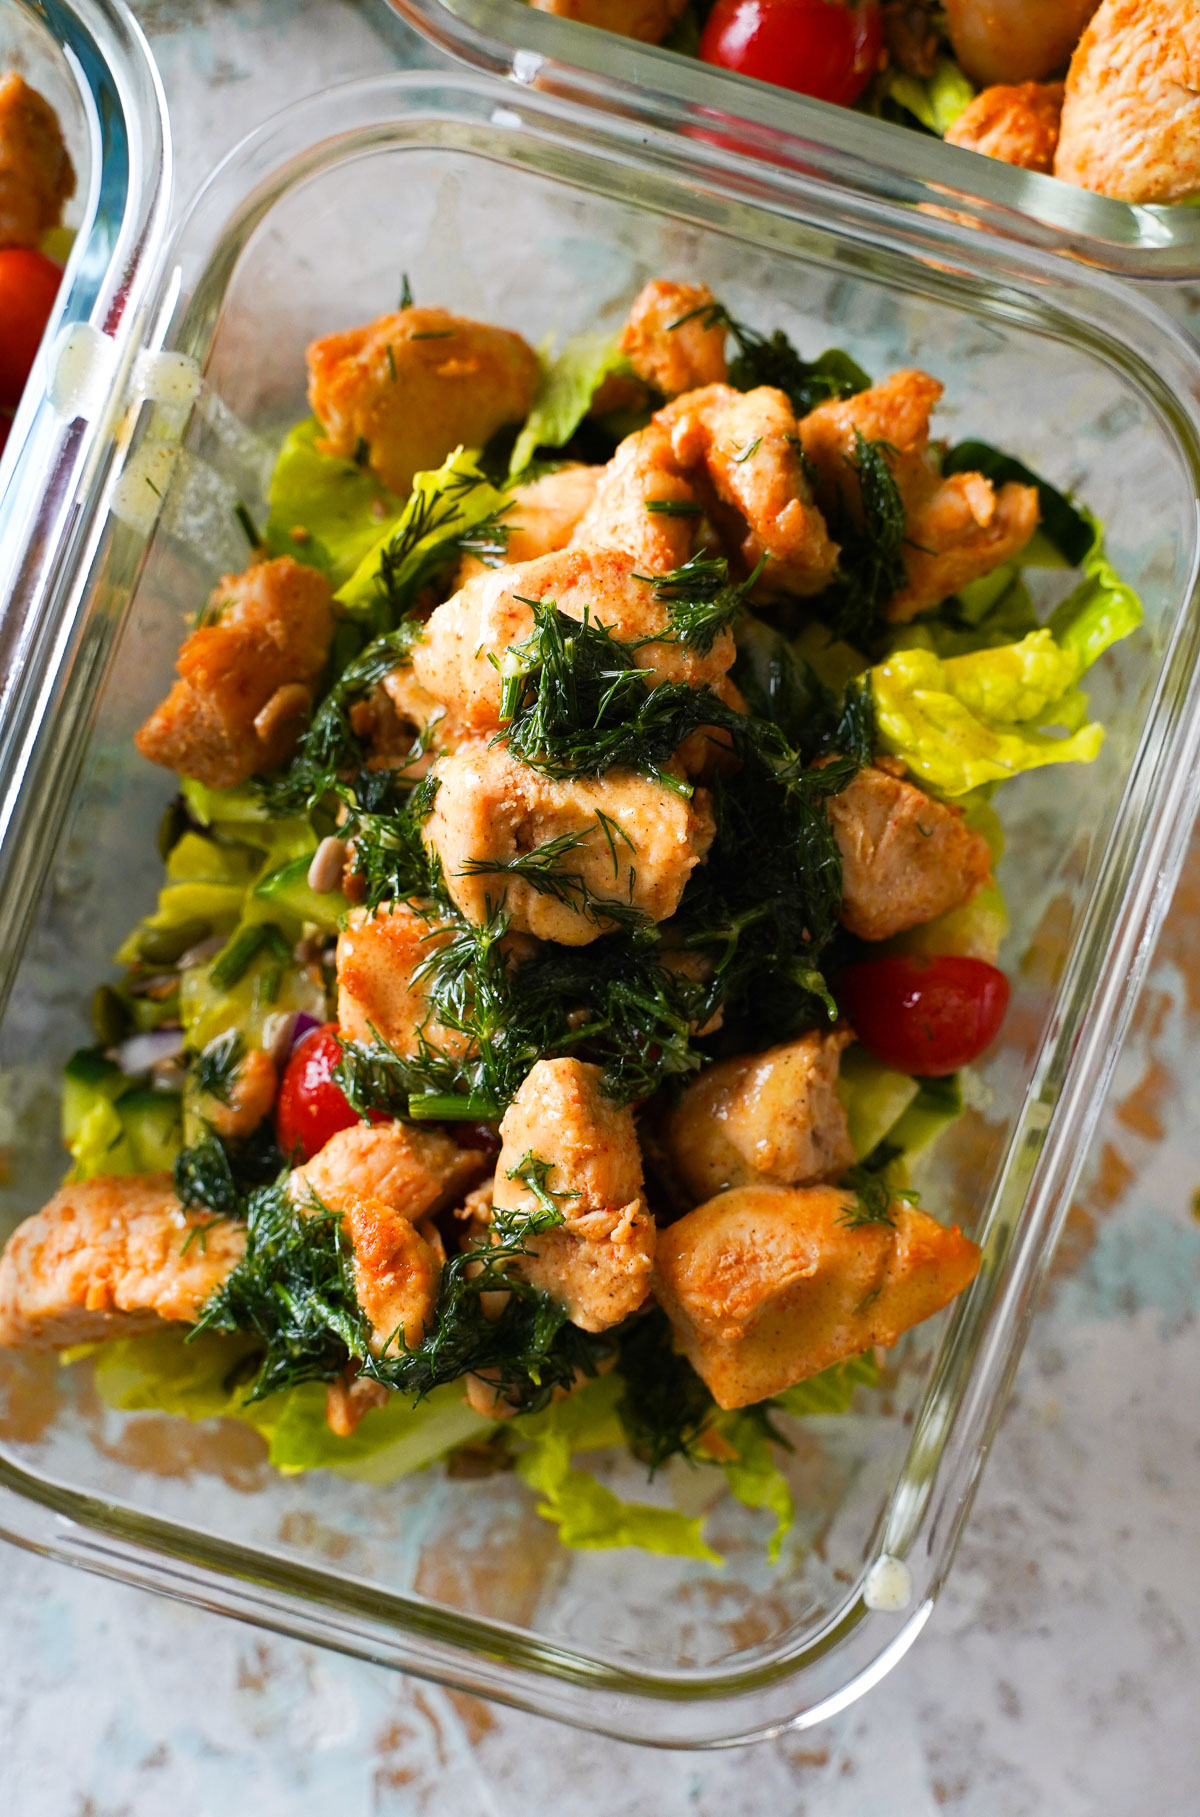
top-left (288, 1011), bottom-right (324, 1054)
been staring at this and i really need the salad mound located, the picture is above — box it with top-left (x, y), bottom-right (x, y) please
top-left (0, 275), bottom-right (1141, 1562)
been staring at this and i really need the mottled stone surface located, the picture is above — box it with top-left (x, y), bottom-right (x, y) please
top-left (2, 2), bottom-right (1199, 1807)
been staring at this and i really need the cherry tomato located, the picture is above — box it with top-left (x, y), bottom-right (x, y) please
top-left (837, 955), bottom-right (1010, 1075)
top-left (0, 248), bottom-right (63, 409)
top-left (275, 1022), bottom-right (363, 1162)
top-left (699, 0), bottom-right (883, 106)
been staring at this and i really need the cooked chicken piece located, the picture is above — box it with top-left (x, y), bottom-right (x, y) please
top-left (1055, 0), bottom-right (1200, 203)
top-left (0, 1175), bottom-right (246, 1349)
top-left (571, 422), bottom-right (703, 574)
top-left (425, 742), bottom-right (715, 945)
top-left (528, 0), bottom-right (687, 45)
top-left (944, 0), bottom-right (1099, 85)
top-left (619, 279), bottom-right (728, 398)
top-left (0, 72), bottom-right (75, 250)
top-left (660, 1030), bottom-right (856, 1205)
top-left (491, 1058), bottom-right (654, 1331)
top-left (455, 465), bottom-right (603, 586)
top-left (292, 1119), bottom-right (485, 1222)
top-left (829, 762), bottom-right (993, 942)
top-left (327, 1191), bottom-right (444, 1354)
top-left (945, 81), bottom-right (1065, 172)
top-left (336, 903), bottom-right (475, 1063)
top-left (653, 1182), bottom-right (982, 1409)
top-left (798, 370), bottom-right (1039, 621)
top-left (411, 545), bottom-right (736, 740)
top-left (656, 384), bottom-right (840, 595)
top-left (307, 307), bottom-right (541, 497)
top-left (135, 557), bottom-right (335, 789)
top-left (325, 1370), bottom-right (390, 1437)
top-left (380, 665), bottom-right (459, 755)
top-left (197, 1046), bottom-right (277, 1141)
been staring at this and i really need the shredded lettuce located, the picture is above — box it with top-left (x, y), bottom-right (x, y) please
top-left (336, 446), bottom-right (509, 614)
top-left (871, 536), bottom-right (1141, 796)
top-left (265, 418), bottom-right (406, 586)
top-left (508, 333), bottom-right (627, 478)
top-left (713, 1412), bottom-right (793, 1563)
top-left (772, 1350), bottom-right (880, 1417)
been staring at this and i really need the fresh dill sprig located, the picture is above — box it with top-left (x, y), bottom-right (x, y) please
top-left (498, 1151), bottom-right (576, 1233)
top-left (174, 1123), bottom-right (284, 1217)
top-left (192, 1030), bottom-right (244, 1107)
top-left (643, 551), bottom-right (765, 656)
top-left (616, 1310), bottom-right (715, 1473)
top-left (667, 301), bottom-right (871, 417)
top-left (376, 493), bottom-right (511, 627)
top-left (820, 431), bottom-right (909, 644)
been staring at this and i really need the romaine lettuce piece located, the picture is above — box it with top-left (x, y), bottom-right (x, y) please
top-left (508, 332), bottom-right (627, 478)
top-left (336, 447), bottom-right (509, 616)
top-left (265, 418), bottom-right (405, 586)
top-left (713, 1411), bottom-right (794, 1563)
top-left (772, 1350), bottom-right (880, 1418)
top-left (879, 58), bottom-right (975, 135)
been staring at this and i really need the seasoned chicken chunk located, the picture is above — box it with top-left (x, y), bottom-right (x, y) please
top-left (1055, 0), bottom-right (1200, 203)
top-left (196, 1046), bottom-right (277, 1140)
top-left (528, 0), bottom-right (687, 45)
top-left (0, 1175), bottom-right (246, 1349)
top-left (292, 1119), bottom-right (485, 1223)
top-left (0, 72), bottom-right (75, 250)
top-left (491, 1058), bottom-right (654, 1331)
top-left (656, 384), bottom-right (839, 595)
top-left (307, 306), bottom-right (541, 496)
top-left (945, 81), bottom-right (1065, 172)
top-left (944, 0), bottom-right (1099, 85)
top-left (455, 465), bottom-right (602, 586)
top-left (653, 1182), bottom-right (982, 1408)
top-left (412, 545), bottom-right (736, 740)
top-left (336, 903), bottom-right (474, 1063)
top-left (571, 422), bottom-right (703, 574)
top-left (660, 1030), bottom-right (856, 1205)
top-left (425, 742), bottom-right (715, 945)
top-left (798, 371), bottom-right (1039, 621)
top-left (829, 762), bottom-right (993, 942)
top-left (619, 279), bottom-right (728, 398)
top-left (135, 557), bottom-right (335, 789)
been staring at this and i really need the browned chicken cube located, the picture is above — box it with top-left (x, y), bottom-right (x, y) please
top-left (945, 81), bottom-right (1065, 172)
top-left (336, 903), bottom-right (474, 1063)
top-left (425, 742), bottom-right (715, 946)
top-left (1055, 0), bottom-right (1200, 203)
top-left (659, 1030), bottom-right (856, 1205)
top-left (653, 1182), bottom-right (981, 1409)
top-left (571, 422), bottom-right (705, 575)
top-left (0, 72), bottom-right (75, 250)
top-left (0, 1175), bottom-right (247, 1349)
top-left (454, 464), bottom-right (603, 586)
top-left (828, 762), bottom-right (993, 942)
top-left (528, 0), bottom-right (687, 45)
top-left (619, 279), bottom-right (728, 398)
top-left (307, 307), bottom-right (541, 497)
top-left (291, 1119), bottom-right (486, 1222)
top-left (799, 370), bottom-right (1039, 621)
top-left (135, 557), bottom-right (334, 789)
top-left (490, 1057), bottom-right (654, 1333)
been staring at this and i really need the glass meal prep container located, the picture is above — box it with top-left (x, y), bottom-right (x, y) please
top-left (0, 0), bottom-right (169, 810)
top-left (389, 0), bottom-right (1200, 281)
top-left (2, 67), bottom-right (1200, 1748)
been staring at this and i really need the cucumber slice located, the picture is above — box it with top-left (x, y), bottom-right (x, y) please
top-left (62, 1049), bottom-right (130, 1144)
top-left (837, 1046), bottom-right (920, 1161)
top-left (118, 1090), bottom-right (184, 1173)
top-left (253, 855), bottom-right (348, 933)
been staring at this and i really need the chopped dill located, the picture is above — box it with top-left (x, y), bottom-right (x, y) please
top-left (819, 431), bottom-right (909, 644)
top-left (499, 1150), bottom-right (577, 1231)
top-left (458, 826), bottom-right (651, 938)
top-left (233, 501), bottom-right (262, 550)
top-left (644, 498), bottom-right (703, 517)
top-left (644, 551), bottom-right (764, 655)
top-left (192, 1029), bottom-right (245, 1107)
top-left (667, 299), bottom-right (871, 416)
top-left (399, 273), bottom-right (414, 309)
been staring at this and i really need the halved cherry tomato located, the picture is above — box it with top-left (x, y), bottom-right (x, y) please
top-left (276, 1022), bottom-right (364, 1162)
top-left (699, 0), bottom-right (883, 107)
top-left (837, 954), bottom-right (1010, 1075)
top-left (0, 248), bottom-right (63, 409)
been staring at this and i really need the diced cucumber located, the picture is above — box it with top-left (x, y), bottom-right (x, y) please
top-left (62, 1049), bottom-right (130, 1144)
top-left (166, 831), bottom-right (259, 886)
top-left (254, 855), bottom-right (348, 933)
top-left (837, 1046), bottom-right (920, 1161)
top-left (887, 1075), bottom-right (964, 1160)
top-left (118, 1090), bottom-right (184, 1173)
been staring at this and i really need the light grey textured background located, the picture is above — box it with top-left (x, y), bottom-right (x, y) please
top-left (3, 3), bottom-right (1200, 1808)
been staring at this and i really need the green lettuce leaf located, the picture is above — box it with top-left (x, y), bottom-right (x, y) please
top-left (871, 537), bottom-right (1140, 795)
top-left (90, 1328), bottom-right (490, 1482)
top-left (772, 1351), bottom-right (880, 1418)
top-left (265, 418), bottom-right (406, 586)
top-left (511, 1373), bottom-right (721, 1561)
top-left (336, 446), bottom-right (509, 615)
top-left (713, 1412), bottom-right (794, 1564)
top-left (879, 58), bottom-right (975, 135)
top-left (509, 332), bottom-right (626, 478)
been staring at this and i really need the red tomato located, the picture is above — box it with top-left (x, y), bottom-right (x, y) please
top-left (275, 1022), bottom-right (363, 1162)
top-left (837, 955), bottom-right (1010, 1075)
top-left (699, 0), bottom-right (883, 105)
top-left (0, 249), bottom-right (63, 409)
